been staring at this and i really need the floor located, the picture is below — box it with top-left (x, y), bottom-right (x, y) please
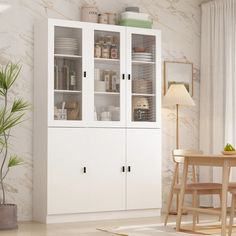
top-left (0, 214), bottom-right (218, 236)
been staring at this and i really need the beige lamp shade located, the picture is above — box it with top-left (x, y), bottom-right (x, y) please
top-left (163, 84), bottom-right (195, 106)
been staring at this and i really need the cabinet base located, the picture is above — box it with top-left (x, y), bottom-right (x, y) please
top-left (44, 209), bottom-right (161, 224)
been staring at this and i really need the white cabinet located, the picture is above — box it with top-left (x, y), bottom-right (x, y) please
top-left (34, 18), bottom-right (161, 223)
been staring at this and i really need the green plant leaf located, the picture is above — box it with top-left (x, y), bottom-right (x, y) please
top-left (11, 98), bottom-right (30, 113)
top-left (0, 63), bottom-right (21, 95)
top-left (4, 63), bottom-right (21, 90)
top-left (8, 155), bottom-right (23, 168)
top-left (0, 113), bottom-right (22, 133)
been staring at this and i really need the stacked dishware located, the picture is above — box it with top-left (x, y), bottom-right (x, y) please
top-left (132, 52), bottom-right (153, 62)
top-left (55, 37), bottom-right (79, 55)
top-left (132, 79), bottom-right (153, 93)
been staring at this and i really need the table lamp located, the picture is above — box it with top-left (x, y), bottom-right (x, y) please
top-left (163, 84), bottom-right (195, 149)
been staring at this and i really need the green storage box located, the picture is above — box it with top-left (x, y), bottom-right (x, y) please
top-left (119, 19), bottom-right (152, 29)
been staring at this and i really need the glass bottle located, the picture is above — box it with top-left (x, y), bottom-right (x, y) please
top-left (69, 62), bottom-right (77, 90)
top-left (104, 70), bottom-right (110, 92)
top-left (110, 44), bottom-right (118, 59)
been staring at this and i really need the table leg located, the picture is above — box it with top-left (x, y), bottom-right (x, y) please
top-left (221, 162), bottom-right (230, 236)
top-left (176, 159), bottom-right (189, 231)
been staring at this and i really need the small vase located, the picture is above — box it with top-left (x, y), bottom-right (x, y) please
top-left (0, 204), bottom-right (18, 230)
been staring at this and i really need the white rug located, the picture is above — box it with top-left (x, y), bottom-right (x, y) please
top-left (97, 222), bottom-right (201, 236)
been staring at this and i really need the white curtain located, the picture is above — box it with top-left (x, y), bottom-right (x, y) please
top-left (200, 0), bottom-right (236, 205)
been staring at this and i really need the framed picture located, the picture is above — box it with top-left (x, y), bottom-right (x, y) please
top-left (164, 61), bottom-right (193, 96)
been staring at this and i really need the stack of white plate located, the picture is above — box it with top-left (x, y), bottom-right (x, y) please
top-left (132, 79), bottom-right (153, 93)
top-left (55, 37), bottom-right (78, 55)
top-left (132, 52), bottom-right (153, 62)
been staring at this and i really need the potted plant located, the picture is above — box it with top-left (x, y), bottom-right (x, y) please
top-left (0, 62), bottom-right (29, 230)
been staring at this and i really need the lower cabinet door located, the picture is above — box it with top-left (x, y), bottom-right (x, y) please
top-left (126, 129), bottom-right (162, 210)
top-left (48, 128), bottom-right (90, 214)
top-left (48, 128), bottom-right (126, 215)
top-left (86, 128), bottom-right (126, 212)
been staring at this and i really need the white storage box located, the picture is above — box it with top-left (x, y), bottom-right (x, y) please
top-left (121, 12), bottom-right (150, 21)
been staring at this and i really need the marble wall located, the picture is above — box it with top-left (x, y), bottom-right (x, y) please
top-left (0, 0), bottom-right (201, 220)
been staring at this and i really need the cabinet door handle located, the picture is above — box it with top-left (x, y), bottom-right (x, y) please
top-left (122, 74), bottom-right (125, 80)
top-left (128, 166), bottom-right (131, 172)
top-left (122, 166), bottom-right (125, 172)
top-left (83, 71), bottom-right (87, 78)
top-left (128, 74), bottom-right (131, 80)
top-left (83, 167), bottom-right (87, 173)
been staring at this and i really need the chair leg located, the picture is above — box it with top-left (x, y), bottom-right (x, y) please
top-left (219, 193), bottom-right (222, 222)
top-left (164, 164), bottom-right (179, 226)
top-left (229, 194), bottom-right (235, 236)
top-left (164, 190), bottom-right (175, 226)
top-left (197, 195), bottom-right (200, 224)
top-left (192, 190), bottom-right (197, 231)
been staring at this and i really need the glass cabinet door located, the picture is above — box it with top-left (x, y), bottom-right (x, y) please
top-left (93, 27), bottom-right (125, 126)
top-left (53, 26), bottom-right (83, 122)
top-left (127, 29), bottom-right (160, 128)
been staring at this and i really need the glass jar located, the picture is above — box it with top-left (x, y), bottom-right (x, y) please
top-left (110, 44), bottom-right (118, 59)
top-left (103, 70), bottom-right (110, 92)
top-left (102, 43), bottom-right (110, 59)
top-left (111, 71), bottom-right (117, 92)
top-left (105, 35), bottom-right (113, 45)
top-left (94, 43), bottom-right (102, 58)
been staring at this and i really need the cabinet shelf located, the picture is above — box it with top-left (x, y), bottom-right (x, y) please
top-left (94, 91), bottom-right (120, 95)
top-left (94, 58), bottom-right (120, 64)
top-left (132, 93), bottom-right (155, 97)
top-left (54, 89), bottom-right (82, 94)
top-left (132, 60), bottom-right (155, 65)
top-left (54, 54), bottom-right (82, 59)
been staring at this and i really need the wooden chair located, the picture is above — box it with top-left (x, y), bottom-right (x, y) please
top-left (228, 189), bottom-right (236, 236)
top-left (164, 149), bottom-right (222, 230)
top-left (228, 188), bottom-right (236, 236)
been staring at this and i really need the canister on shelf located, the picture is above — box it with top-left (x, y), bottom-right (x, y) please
top-left (102, 43), bottom-right (110, 58)
top-left (107, 13), bottom-right (116, 25)
top-left (94, 43), bottom-right (102, 58)
top-left (98, 13), bottom-right (108, 24)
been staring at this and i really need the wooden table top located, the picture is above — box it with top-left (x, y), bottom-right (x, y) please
top-left (175, 154), bottom-right (236, 166)
top-left (176, 153), bottom-right (236, 159)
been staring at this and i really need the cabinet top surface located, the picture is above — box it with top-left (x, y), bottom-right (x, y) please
top-left (43, 18), bottom-right (161, 33)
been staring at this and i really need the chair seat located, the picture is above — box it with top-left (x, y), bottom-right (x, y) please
top-left (174, 183), bottom-right (222, 191)
top-left (229, 182), bottom-right (236, 189)
top-left (229, 189), bottom-right (236, 195)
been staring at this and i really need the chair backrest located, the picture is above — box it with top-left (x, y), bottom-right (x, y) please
top-left (172, 149), bottom-right (203, 184)
top-left (172, 149), bottom-right (203, 163)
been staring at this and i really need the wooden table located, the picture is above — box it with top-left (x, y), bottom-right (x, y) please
top-left (176, 154), bottom-right (236, 236)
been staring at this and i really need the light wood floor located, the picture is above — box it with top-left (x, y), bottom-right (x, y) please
top-left (0, 214), bottom-right (218, 236)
